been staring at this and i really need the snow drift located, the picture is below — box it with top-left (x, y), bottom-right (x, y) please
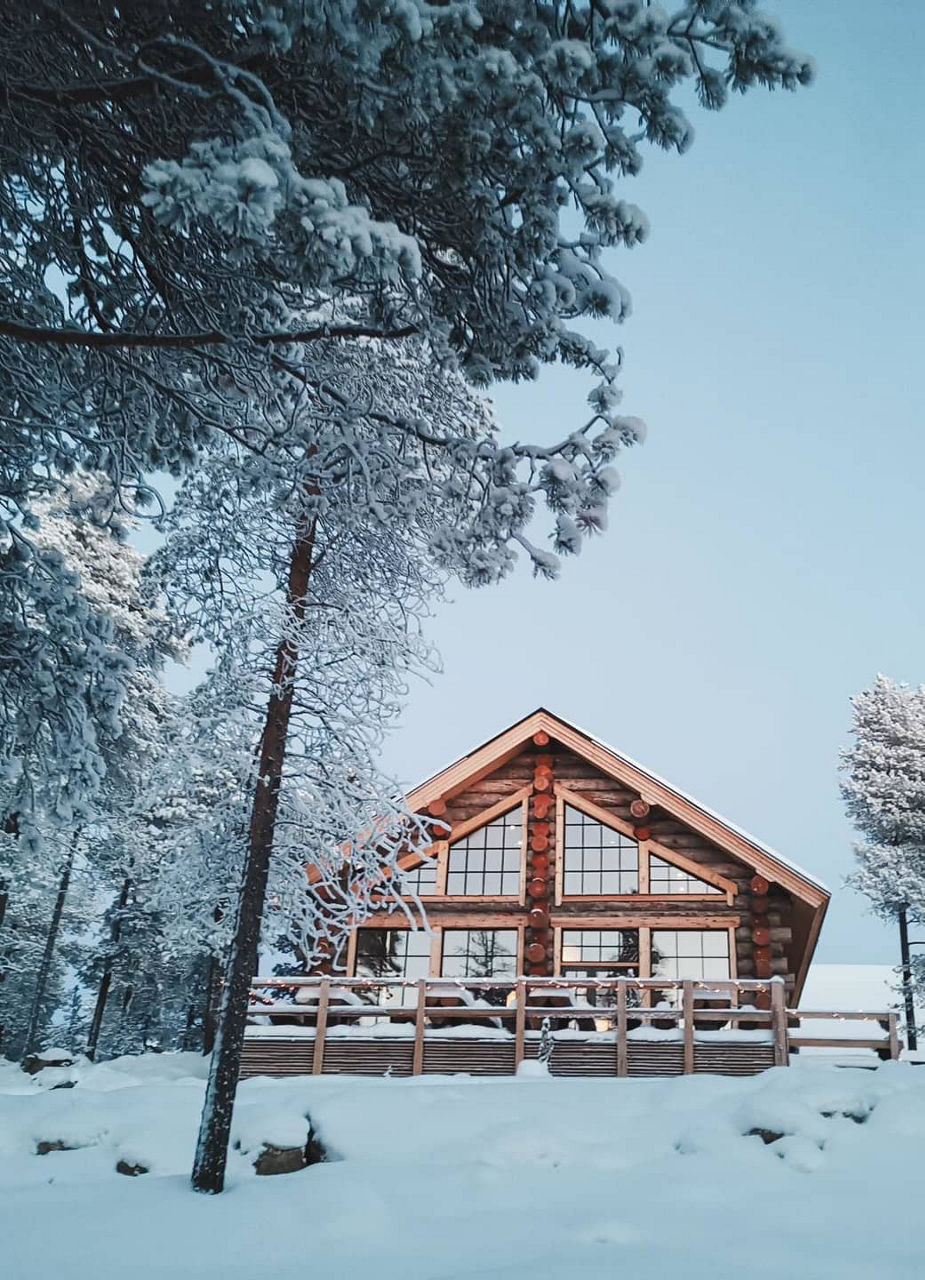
top-left (1, 1052), bottom-right (923, 1279)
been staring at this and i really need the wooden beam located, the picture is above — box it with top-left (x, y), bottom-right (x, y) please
top-left (311, 979), bottom-right (330, 1075)
top-left (682, 981), bottom-right (694, 1074)
top-left (551, 914), bottom-right (740, 930)
top-left (445, 785), bottom-right (533, 845)
top-left (770, 978), bottom-right (789, 1066)
top-left (616, 983), bottom-right (628, 1078)
top-left (554, 783), bottom-right (637, 840)
top-left (515, 979), bottom-right (526, 1070)
top-left (412, 979), bottom-right (427, 1075)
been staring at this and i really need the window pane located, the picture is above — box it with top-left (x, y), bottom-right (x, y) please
top-left (650, 930), bottom-right (730, 999)
top-left (649, 855), bottom-right (721, 896)
top-left (440, 930), bottom-right (518, 1003)
top-left (447, 811), bottom-right (523, 895)
top-left (702, 931), bottom-right (730, 956)
top-left (559, 929), bottom-right (639, 965)
top-left (355, 928), bottom-right (431, 1006)
top-left (400, 853), bottom-right (439, 897)
top-left (562, 805), bottom-right (639, 895)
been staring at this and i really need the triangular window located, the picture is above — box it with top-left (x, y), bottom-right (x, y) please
top-left (649, 855), bottom-right (721, 895)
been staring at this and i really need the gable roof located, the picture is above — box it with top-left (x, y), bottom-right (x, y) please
top-left (406, 705), bottom-right (829, 921)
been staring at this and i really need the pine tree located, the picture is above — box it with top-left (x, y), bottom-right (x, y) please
top-left (841, 675), bottom-right (925, 1033)
top-left (0, 475), bottom-right (185, 1060)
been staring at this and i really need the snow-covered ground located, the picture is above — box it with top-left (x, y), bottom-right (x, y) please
top-left (2, 1050), bottom-right (923, 1279)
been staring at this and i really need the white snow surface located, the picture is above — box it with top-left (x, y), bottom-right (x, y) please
top-left (2, 1050), bottom-right (924, 1278)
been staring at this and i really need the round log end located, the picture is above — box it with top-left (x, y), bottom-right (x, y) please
top-left (750, 874), bottom-right (770, 896)
top-left (527, 877), bottom-right (547, 899)
top-left (532, 730), bottom-right (550, 747)
top-left (629, 798), bottom-right (650, 820)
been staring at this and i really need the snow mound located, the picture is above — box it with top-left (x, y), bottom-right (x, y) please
top-left (1, 1052), bottom-right (924, 1278)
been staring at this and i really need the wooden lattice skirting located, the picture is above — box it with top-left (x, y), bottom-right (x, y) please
top-left (240, 1036), bottom-right (776, 1080)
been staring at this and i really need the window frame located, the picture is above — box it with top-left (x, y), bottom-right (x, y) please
top-left (553, 918), bottom-right (738, 1002)
top-left (649, 926), bottom-right (735, 993)
top-left (351, 919), bottom-right (526, 983)
top-left (554, 785), bottom-right (736, 905)
top-left (351, 924), bottom-right (434, 1005)
top-left (439, 926), bottom-right (522, 982)
top-left (397, 788), bottom-right (531, 903)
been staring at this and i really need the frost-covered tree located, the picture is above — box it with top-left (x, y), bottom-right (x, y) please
top-left (2, 1), bottom-right (814, 1188)
top-left (842, 675), bottom-right (925, 1035)
top-left (842, 675), bottom-right (925, 916)
top-left (152, 339), bottom-right (500, 1189)
top-left (0, 475), bottom-right (184, 1059)
top-left (1, 1), bottom-right (811, 831)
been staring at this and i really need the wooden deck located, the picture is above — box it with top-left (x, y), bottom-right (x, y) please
top-left (241, 977), bottom-right (899, 1081)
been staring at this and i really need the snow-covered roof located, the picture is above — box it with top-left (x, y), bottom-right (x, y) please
top-left (574, 712), bottom-right (829, 895)
top-left (408, 705), bottom-right (828, 896)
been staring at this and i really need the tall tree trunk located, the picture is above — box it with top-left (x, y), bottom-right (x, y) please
top-left (21, 839), bottom-right (77, 1060)
top-left (899, 905), bottom-right (918, 1052)
top-left (85, 875), bottom-right (131, 1061)
top-left (191, 517), bottom-right (316, 1194)
top-left (202, 952), bottom-right (221, 1056)
top-left (0, 811), bottom-right (21, 1052)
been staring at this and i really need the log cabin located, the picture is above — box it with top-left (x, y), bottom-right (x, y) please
top-left (243, 709), bottom-right (901, 1078)
top-left (343, 707), bottom-right (828, 1002)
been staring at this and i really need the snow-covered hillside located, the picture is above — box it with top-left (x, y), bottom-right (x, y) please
top-left (2, 1052), bottom-right (923, 1279)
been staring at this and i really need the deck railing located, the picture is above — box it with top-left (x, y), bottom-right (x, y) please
top-left (246, 976), bottom-right (901, 1076)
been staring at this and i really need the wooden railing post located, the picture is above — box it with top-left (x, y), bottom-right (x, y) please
top-left (312, 979), bottom-right (330, 1075)
top-left (889, 1011), bottom-right (900, 1060)
top-left (514, 979), bottom-right (526, 1072)
top-left (412, 978), bottom-right (427, 1075)
top-left (616, 981), bottom-right (628, 1078)
top-left (682, 980), bottom-right (694, 1074)
top-left (770, 978), bottom-right (789, 1066)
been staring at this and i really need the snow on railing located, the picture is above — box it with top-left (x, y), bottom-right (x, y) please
top-left (245, 976), bottom-right (899, 1074)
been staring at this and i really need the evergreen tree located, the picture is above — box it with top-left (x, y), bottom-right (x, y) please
top-left (842, 675), bottom-right (925, 1022)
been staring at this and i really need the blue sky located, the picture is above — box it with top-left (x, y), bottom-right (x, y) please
top-left (375, 1), bottom-right (925, 964)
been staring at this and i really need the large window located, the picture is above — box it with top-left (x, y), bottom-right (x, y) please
top-left (651, 930), bottom-right (731, 983)
top-left (649, 855), bottom-right (721, 896)
top-left (399, 853), bottom-right (439, 896)
top-left (355, 928), bottom-right (431, 1006)
top-left (441, 928), bottom-right (518, 983)
top-left (562, 805), bottom-right (638, 895)
top-left (446, 811), bottom-right (522, 896)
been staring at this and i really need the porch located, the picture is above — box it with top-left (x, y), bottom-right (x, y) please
top-left (241, 976), bottom-right (901, 1080)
